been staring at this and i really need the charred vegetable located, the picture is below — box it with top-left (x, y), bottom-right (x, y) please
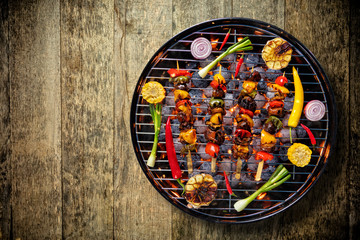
top-left (141, 81), bottom-right (166, 167)
top-left (185, 173), bottom-right (218, 208)
top-left (262, 37), bottom-right (292, 70)
top-left (287, 143), bottom-right (312, 167)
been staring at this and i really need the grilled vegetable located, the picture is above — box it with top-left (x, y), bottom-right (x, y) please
top-left (288, 67), bottom-right (304, 143)
top-left (243, 80), bottom-right (257, 93)
top-left (288, 67), bottom-right (304, 128)
top-left (300, 123), bottom-right (316, 149)
top-left (234, 129), bottom-right (252, 145)
top-left (239, 107), bottom-right (254, 118)
top-left (198, 37), bottom-right (253, 78)
top-left (191, 37), bottom-right (212, 59)
top-left (165, 117), bottom-right (185, 192)
top-left (270, 83), bottom-right (290, 95)
top-left (234, 55), bottom-right (244, 77)
top-left (141, 82), bottom-right (166, 167)
top-left (232, 145), bottom-right (249, 159)
top-left (262, 37), bottom-right (292, 70)
top-left (234, 165), bottom-right (291, 212)
top-left (304, 100), bottom-right (326, 121)
top-left (209, 98), bottom-right (225, 109)
top-left (205, 142), bottom-right (220, 158)
top-left (167, 68), bottom-right (191, 78)
top-left (224, 171), bottom-right (237, 197)
top-left (179, 129), bottom-right (197, 145)
top-left (261, 129), bottom-right (276, 152)
top-left (264, 116), bottom-right (283, 134)
top-left (142, 81), bottom-right (166, 104)
top-left (255, 151), bottom-right (274, 181)
top-left (275, 73), bottom-right (288, 86)
top-left (170, 75), bottom-right (190, 85)
top-left (219, 29), bottom-right (231, 51)
top-left (205, 128), bottom-right (225, 145)
top-left (185, 173), bottom-right (217, 208)
top-left (174, 89), bottom-right (191, 102)
top-left (287, 143), bottom-right (312, 167)
top-left (176, 100), bottom-right (192, 114)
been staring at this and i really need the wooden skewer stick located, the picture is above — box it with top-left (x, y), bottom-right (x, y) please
top-left (187, 150), bottom-right (193, 174)
top-left (255, 159), bottom-right (264, 181)
top-left (176, 60), bottom-right (179, 71)
top-left (211, 157), bottom-right (217, 173)
top-left (235, 157), bottom-right (242, 179)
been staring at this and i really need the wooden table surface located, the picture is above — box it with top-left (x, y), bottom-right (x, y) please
top-left (0, 0), bottom-right (359, 239)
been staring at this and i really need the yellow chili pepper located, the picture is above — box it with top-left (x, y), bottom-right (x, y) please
top-left (288, 67), bottom-right (304, 128)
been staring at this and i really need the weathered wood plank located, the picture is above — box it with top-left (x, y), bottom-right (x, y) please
top-left (9, 0), bottom-right (62, 238)
top-left (113, 0), bottom-right (173, 239)
top-left (349, 1), bottom-right (360, 239)
top-left (232, 0), bottom-right (285, 28)
top-left (0, 1), bottom-right (10, 239)
top-left (172, 0), bottom-right (232, 35)
top-left (278, 1), bottom-right (350, 239)
top-left (60, 1), bottom-right (114, 239)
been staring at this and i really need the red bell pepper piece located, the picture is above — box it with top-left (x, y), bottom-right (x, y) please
top-left (234, 129), bottom-right (252, 139)
top-left (255, 151), bottom-right (274, 161)
top-left (234, 55), bottom-right (244, 77)
top-left (239, 107), bottom-right (254, 118)
top-left (224, 171), bottom-right (237, 197)
top-left (210, 80), bottom-right (219, 89)
top-left (205, 142), bottom-right (219, 158)
top-left (269, 100), bottom-right (284, 108)
top-left (219, 29), bottom-right (231, 51)
top-left (175, 100), bottom-right (192, 110)
top-left (300, 123), bottom-right (316, 149)
top-left (167, 68), bottom-right (191, 78)
top-left (219, 84), bottom-right (227, 92)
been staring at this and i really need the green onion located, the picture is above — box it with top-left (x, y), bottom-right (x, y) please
top-left (198, 37), bottom-right (253, 78)
top-left (147, 103), bottom-right (162, 167)
top-left (234, 164), bottom-right (291, 212)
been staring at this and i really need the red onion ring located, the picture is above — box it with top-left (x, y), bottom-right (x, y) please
top-left (191, 37), bottom-right (212, 59)
top-left (304, 100), bottom-right (326, 121)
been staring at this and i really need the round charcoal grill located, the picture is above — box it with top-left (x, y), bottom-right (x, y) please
top-left (130, 18), bottom-right (337, 223)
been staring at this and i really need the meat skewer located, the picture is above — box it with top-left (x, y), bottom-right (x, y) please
top-left (205, 66), bottom-right (227, 172)
top-left (168, 63), bottom-right (197, 174)
top-left (233, 69), bottom-right (259, 179)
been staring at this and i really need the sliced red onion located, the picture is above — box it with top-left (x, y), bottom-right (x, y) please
top-left (304, 100), bottom-right (326, 121)
top-left (191, 37), bottom-right (212, 59)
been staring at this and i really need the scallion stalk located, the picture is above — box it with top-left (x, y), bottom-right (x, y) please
top-left (234, 164), bottom-right (291, 212)
top-left (147, 103), bottom-right (162, 167)
top-left (198, 37), bottom-right (253, 78)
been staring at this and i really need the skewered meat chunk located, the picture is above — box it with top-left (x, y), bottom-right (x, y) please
top-left (212, 88), bottom-right (226, 98)
top-left (238, 95), bottom-right (256, 113)
top-left (205, 128), bottom-right (225, 145)
top-left (232, 145), bottom-right (249, 159)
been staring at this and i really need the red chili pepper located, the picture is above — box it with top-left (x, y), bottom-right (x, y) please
top-left (175, 100), bottom-right (192, 110)
top-left (165, 117), bottom-right (182, 179)
top-left (205, 142), bottom-right (219, 158)
top-left (219, 29), bottom-right (231, 51)
top-left (234, 55), bottom-right (244, 77)
top-left (224, 171), bottom-right (237, 197)
top-left (269, 100), bottom-right (284, 108)
top-left (210, 80), bottom-right (219, 89)
top-left (300, 123), bottom-right (316, 149)
top-left (255, 151), bottom-right (274, 161)
top-left (167, 68), bottom-right (191, 78)
top-left (239, 107), bottom-right (254, 118)
top-left (234, 129), bottom-right (252, 138)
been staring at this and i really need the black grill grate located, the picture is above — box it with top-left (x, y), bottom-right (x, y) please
top-left (130, 19), bottom-right (336, 223)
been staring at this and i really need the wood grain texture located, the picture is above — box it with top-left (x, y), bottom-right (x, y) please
top-left (0, 1), bottom-right (10, 239)
top-left (9, 0), bottom-right (62, 239)
top-left (232, 0), bottom-right (285, 28)
top-left (60, 1), bottom-right (114, 238)
top-left (281, 0), bottom-right (350, 239)
top-left (113, 0), bottom-right (173, 239)
top-left (349, 2), bottom-right (360, 239)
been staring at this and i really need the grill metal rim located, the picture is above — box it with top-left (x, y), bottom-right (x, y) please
top-left (130, 17), bottom-right (337, 224)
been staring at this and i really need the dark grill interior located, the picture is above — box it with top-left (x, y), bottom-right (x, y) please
top-left (131, 19), bottom-right (335, 223)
